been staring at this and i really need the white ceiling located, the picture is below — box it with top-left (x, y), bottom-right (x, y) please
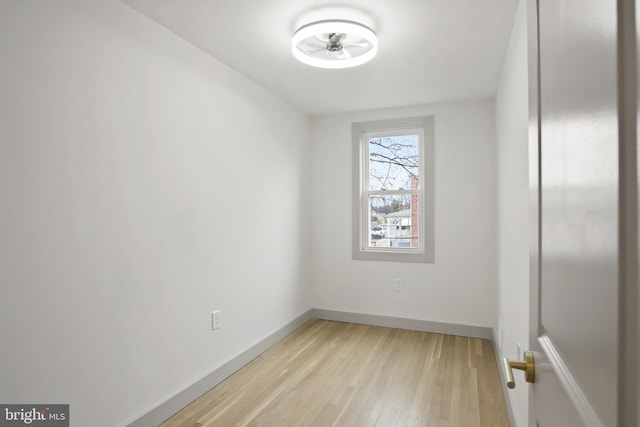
top-left (123, 0), bottom-right (519, 115)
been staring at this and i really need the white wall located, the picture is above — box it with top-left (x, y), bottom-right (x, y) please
top-left (0, 1), bottom-right (310, 426)
top-left (495, 0), bottom-right (530, 425)
top-left (310, 101), bottom-right (497, 327)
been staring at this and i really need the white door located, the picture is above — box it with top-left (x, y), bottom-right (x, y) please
top-left (524, 0), bottom-right (638, 426)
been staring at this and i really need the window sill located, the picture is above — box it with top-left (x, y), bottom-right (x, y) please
top-left (352, 248), bottom-right (434, 263)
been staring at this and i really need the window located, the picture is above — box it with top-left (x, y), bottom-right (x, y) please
top-left (352, 116), bottom-right (434, 262)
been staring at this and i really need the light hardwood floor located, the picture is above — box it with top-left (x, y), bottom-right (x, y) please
top-left (161, 320), bottom-right (510, 427)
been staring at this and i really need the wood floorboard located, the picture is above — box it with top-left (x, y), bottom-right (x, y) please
top-left (160, 320), bottom-right (510, 427)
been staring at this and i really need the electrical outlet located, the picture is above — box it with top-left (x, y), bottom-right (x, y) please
top-left (394, 278), bottom-right (402, 291)
top-left (212, 310), bottom-right (221, 330)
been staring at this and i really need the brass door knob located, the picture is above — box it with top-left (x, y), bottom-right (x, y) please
top-left (502, 351), bottom-right (535, 389)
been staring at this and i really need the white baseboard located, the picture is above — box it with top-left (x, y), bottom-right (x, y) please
top-left (127, 309), bottom-right (497, 426)
top-left (311, 308), bottom-right (493, 339)
top-left (126, 310), bottom-right (313, 427)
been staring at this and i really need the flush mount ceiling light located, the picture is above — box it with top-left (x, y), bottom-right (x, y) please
top-left (291, 19), bottom-right (378, 69)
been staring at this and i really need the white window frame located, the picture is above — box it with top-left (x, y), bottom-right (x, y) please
top-left (352, 116), bottom-right (435, 263)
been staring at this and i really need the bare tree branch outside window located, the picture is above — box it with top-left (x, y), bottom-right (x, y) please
top-left (369, 135), bottom-right (419, 215)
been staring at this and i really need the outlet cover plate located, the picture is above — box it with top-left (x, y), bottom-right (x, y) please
top-left (212, 310), bottom-right (221, 330)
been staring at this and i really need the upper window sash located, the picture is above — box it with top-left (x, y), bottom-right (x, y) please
top-left (362, 128), bottom-right (424, 193)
